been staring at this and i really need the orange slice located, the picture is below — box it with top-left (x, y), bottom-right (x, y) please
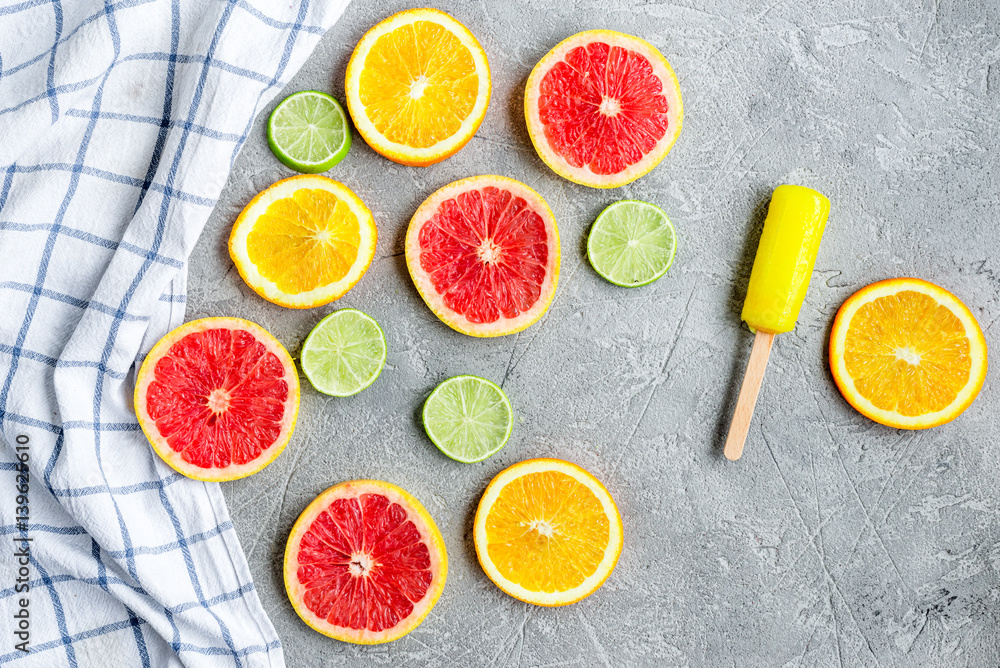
top-left (473, 458), bottom-right (623, 606)
top-left (228, 175), bottom-right (377, 309)
top-left (344, 8), bottom-right (491, 167)
top-left (829, 278), bottom-right (987, 429)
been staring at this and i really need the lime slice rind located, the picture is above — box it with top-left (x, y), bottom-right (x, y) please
top-left (301, 308), bottom-right (386, 397)
top-left (422, 375), bottom-right (513, 463)
top-left (267, 91), bottom-right (351, 174)
top-left (587, 200), bottom-right (676, 287)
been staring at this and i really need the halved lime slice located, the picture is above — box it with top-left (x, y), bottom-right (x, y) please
top-left (300, 308), bottom-right (386, 397)
top-left (422, 375), bottom-right (513, 463)
top-left (267, 91), bottom-right (351, 173)
top-left (587, 200), bottom-right (677, 287)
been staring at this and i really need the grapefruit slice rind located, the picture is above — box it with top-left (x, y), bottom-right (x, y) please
top-left (284, 480), bottom-right (448, 644)
top-left (405, 175), bottom-right (560, 337)
top-left (134, 317), bottom-right (299, 482)
top-left (525, 30), bottom-right (683, 189)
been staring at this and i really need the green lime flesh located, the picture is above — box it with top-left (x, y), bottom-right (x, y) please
top-left (267, 91), bottom-right (351, 174)
top-left (301, 308), bottom-right (386, 397)
top-left (587, 200), bottom-right (677, 287)
top-left (422, 375), bottom-right (513, 463)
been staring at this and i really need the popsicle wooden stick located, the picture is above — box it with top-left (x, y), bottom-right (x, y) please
top-left (724, 330), bottom-right (775, 461)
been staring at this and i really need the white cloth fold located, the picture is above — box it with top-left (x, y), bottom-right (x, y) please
top-left (0, 1), bottom-right (349, 665)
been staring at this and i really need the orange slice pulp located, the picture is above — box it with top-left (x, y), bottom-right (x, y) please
top-left (829, 277), bottom-right (987, 429)
top-left (473, 458), bottom-right (623, 606)
top-left (228, 175), bottom-right (377, 309)
top-left (345, 8), bottom-right (491, 166)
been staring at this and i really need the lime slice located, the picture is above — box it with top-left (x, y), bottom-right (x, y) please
top-left (300, 308), bottom-right (386, 397)
top-left (267, 91), bottom-right (351, 173)
top-left (587, 200), bottom-right (677, 287)
top-left (422, 375), bottom-right (513, 463)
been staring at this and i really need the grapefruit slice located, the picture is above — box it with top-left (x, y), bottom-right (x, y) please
top-left (135, 317), bottom-right (299, 481)
top-left (524, 30), bottom-right (683, 189)
top-left (284, 480), bottom-right (448, 644)
top-left (405, 175), bottom-right (560, 337)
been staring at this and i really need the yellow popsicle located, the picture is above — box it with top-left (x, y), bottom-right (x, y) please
top-left (741, 185), bottom-right (830, 334)
top-left (725, 184), bottom-right (830, 461)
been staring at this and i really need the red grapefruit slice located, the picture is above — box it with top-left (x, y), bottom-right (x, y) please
top-left (134, 317), bottom-right (299, 481)
top-left (284, 480), bottom-right (448, 644)
top-left (405, 175), bottom-right (560, 337)
top-left (524, 30), bottom-right (683, 189)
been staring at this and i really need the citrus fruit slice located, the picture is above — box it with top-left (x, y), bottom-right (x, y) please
top-left (267, 91), bottom-right (352, 173)
top-left (405, 175), bottom-right (560, 337)
top-left (301, 308), bottom-right (387, 397)
top-left (134, 317), bottom-right (299, 481)
top-left (228, 174), bottom-right (377, 309)
top-left (587, 200), bottom-right (676, 287)
top-left (284, 480), bottom-right (447, 644)
top-left (829, 278), bottom-right (988, 429)
top-left (473, 458), bottom-right (623, 606)
top-left (345, 8), bottom-right (491, 166)
top-left (423, 375), bottom-right (512, 463)
top-left (525, 30), bottom-right (683, 189)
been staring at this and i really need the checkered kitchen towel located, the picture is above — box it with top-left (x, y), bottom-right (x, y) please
top-left (0, 1), bottom-right (349, 665)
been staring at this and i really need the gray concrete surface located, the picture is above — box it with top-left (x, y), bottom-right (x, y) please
top-left (186, 0), bottom-right (1000, 665)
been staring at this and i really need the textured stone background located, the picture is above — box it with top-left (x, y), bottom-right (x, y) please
top-left (186, 0), bottom-right (1000, 665)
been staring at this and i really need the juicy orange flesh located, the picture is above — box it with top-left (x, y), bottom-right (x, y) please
top-left (247, 189), bottom-right (360, 294)
top-left (359, 20), bottom-right (478, 148)
top-left (843, 290), bottom-right (972, 416)
top-left (485, 471), bottom-right (608, 593)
